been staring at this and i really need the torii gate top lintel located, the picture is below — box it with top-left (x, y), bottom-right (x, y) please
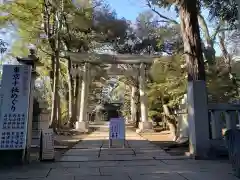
top-left (66, 52), bottom-right (157, 64)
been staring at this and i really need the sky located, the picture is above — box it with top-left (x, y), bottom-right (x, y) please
top-left (105, 0), bottom-right (148, 21)
top-left (105, 0), bottom-right (177, 22)
top-left (105, 0), bottom-right (221, 55)
top-left (0, 0), bottom-right (221, 58)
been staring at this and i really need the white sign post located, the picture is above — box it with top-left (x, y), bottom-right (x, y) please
top-left (0, 65), bottom-right (32, 164)
top-left (109, 117), bottom-right (125, 148)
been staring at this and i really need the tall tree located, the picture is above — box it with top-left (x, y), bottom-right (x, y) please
top-left (148, 0), bottom-right (206, 80)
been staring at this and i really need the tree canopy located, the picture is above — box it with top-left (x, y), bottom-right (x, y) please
top-left (0, 0), bottom-right (240, 129)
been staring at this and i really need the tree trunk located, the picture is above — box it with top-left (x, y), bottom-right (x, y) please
top-left (48, 55), bottom-right (55, 128)
top-left (50, 0), bottom-right (64, 131)
top-left (197, 14), bottom-right (216, 64)
top-left (67, 59), bottom-right (74, 127)
top-left (178, 0), bottom-right (206, 81)
top-left (219, 33), bottom-right (232, 73)
top-left (50, 52), bottom-right (60, 131)
top-left (135, 88), bottom-right (141, 128)
top-left (163, 105), bottom-right (177, 141)
top-left (219, 33), bottom-right (239, 96)
top-left (131, 86), bottom-right (137, 123)
top-left (56, 93), bottom-right (61, 128)
top-left (50, 8), bottom-right (62, 131)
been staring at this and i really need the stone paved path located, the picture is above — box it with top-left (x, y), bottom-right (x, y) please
top-left (0, 123), bottom-right (239, 180)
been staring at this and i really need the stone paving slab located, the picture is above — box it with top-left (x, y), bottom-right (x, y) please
top-left (100, 166), bottom-right (169, 175)
top-left (98, 155), bottom-right (154, 161)
top-left (154, 155), bottom-right (189, 160)
top-left (79, 161), bottom-right (120, 168)
top-left (101, 145), bottom-right (127, 149)
top-left (0, 124), bottom-right (238, 180)
top-left (118, 160), bottom-right (166, 167)
top-left (35, 162), bottom-right (81, 168)
top-left (45, 174), bottom-right (75, 180)
top-left (48, 167), bottom-right (100, 177)
top-left (129, 173), bottom-right (187, 180)
top-left (158, 161), bottom-right (233, 172)
top-left (74, 175), bottom-right (131, 180)
top-left (100, 150), bottom-right (134, 155)
top-left (0, 169), bottom-right (51, 179)
top-left (179, 172), bottom-right (239, 180)
top-left (127, 143), bottom-right (157, 147)
top-left (100, 147), bottom-right (133, 151)
top-left (52, 162), bottom-right (80, 168)
top-left (134, 149), bottom-right (166, 154)
top-left (100, 164), bottom-right (235, 176)
top-left (161, 159), bottom-right (230, 165)
top-left (60, 155), bottom-right (95, 162)
top-left (64, 149), bottom-right (99, 156)
top-left (72, 146), bottom-right (101, 149)
top-left (74, 142), bottom-right (103, 146)
top-left (60, 155), bottom-right (154, 162)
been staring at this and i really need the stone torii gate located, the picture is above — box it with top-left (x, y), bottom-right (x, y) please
top-left (67, 52), bottom-right (157, 133)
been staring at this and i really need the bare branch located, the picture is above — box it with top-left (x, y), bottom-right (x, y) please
top-left (136, 19), bottom-right (170, 25)
top-left (146, 0), bottom-right (178, 25)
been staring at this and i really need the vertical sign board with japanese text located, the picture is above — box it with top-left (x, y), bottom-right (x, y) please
top-left (109, 118), bottom-right (125, 140)
top-left (0, 65), bottom-right (32, 151)
top-left (41, 128), bottom-right (55, 160)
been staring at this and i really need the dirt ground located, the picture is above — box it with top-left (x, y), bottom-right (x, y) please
top-left (140, 130), bottom-right (189, 156)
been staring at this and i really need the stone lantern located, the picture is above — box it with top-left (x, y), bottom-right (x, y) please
top-left (16, 48), bottom-right (42, 74)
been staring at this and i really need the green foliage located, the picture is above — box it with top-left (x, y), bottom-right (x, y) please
top-left (148, 0), bottom-right (238, 28)
top-left (2, 0), bottom-right (239, 125)
top-left (201, 0), bottom-right (238, 28)
top-left (148, 55), bottom-right (186, 111)
top-left (121, 92), bottom-right (132, 118)
top-left (0, 0), bottom-right (132, 124)
top-left (207, 58), bottom-right (239, 102)
top-left (0, 0), bottom-right (43, 44)
top-left (147, 54), bottom-right (239, 117)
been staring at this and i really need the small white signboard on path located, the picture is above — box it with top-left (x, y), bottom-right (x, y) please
top-left (109, 118), bottom-right (125, 140)
top-left (109, 117), bottom-right (125, 148)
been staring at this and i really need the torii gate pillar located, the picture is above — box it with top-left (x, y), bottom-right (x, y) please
top-left (137, 63), bottom-right (153, 133)
top-left (76, 62), bottom-right (89, 132)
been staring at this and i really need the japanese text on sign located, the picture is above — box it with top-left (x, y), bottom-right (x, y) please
top-left (11, 67), bottom-right (20, 112)
top-left (41, 129), bottom-right (55, 160)
top-left (0, 65), bottom-right (31, 150)
top-left (109, 118), bottom-right (125, 140)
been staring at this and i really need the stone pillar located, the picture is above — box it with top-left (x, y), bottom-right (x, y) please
top-left (131, 86), bottom-right (137, 123)
top-left (85, 65), bottom-right (91, 121)
top-left (25, 70), bottom-right (35, 162)
top-left (76, 76), bottom-right (82, 119)
top-left (187, 81), bottom-right (210, 159)
top-left (137, 63), bottom-right (153, 133)
top-left (76, 62), bottom-right (89, 132)
top-left (176, 94), bottom-right (189, 143)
